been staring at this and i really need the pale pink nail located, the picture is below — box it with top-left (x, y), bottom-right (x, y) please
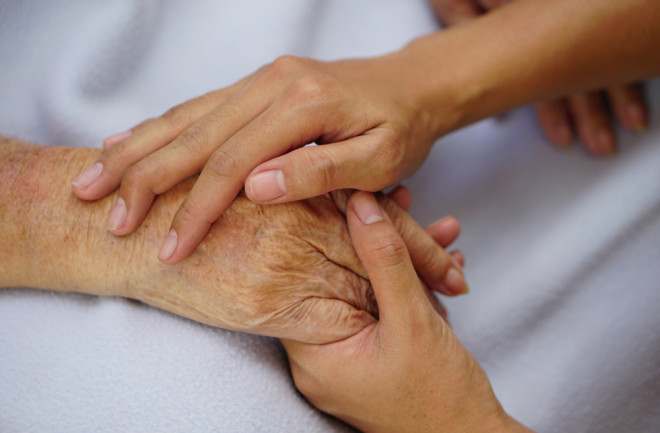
top-left (104, 130), bottom-right (132, 149)
top-left (446, 268), bottom-right (468, 295)
top-left (248, 170), bottom-right (286, 202)
top-left (352, 192), bottom-right (384, 225)
top-left (106, 197), bottom-right (127, 231)
top-left (72, 162), bottom-right (103, 189)
top-left (158, 229), bottom-right (178, 262)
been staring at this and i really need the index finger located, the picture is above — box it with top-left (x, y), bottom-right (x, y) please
top-left (157, 98), bottom-right (331, 263)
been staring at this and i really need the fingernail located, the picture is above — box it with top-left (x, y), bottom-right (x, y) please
top-left (353, 192), bottom-right (384, 225)
top-left (158, 229), bottom-right (178, 262)
top-left (104, 130), bottom-right (132, 148)
top-left (106, 197), bottom-right (127, 231)
top-left (446, 267), bottom-right (469, 295)
top-left (627, 104), bottom-right (647, 132)
top-left (595, 130), bottom-right (615, 155)
top-left (555, 123), bottom-right (572, 148)
top-left (248, 170), bottom-right (286, 202)
top-left (72, 162), bottom-right (103, 189)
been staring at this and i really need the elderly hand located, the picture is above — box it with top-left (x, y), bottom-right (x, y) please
top-left (129, 185), bottom-right (467, 343)
top-left (283, 192), bottom-right (534, 432)
top-left (1, 141), bottom-right (466, 343)
top-left (71, 53), bottom-right (460, 264)
top-left (430, 0), bottom-right (648, 155)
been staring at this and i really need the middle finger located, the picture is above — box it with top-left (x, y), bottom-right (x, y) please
top-left (108, 80), bottom-right (277, 235)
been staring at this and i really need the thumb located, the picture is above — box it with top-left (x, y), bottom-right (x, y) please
top-left (245, 136), bottom-right (393, 204)
top-left (346, 191), bottom-right (428, 324)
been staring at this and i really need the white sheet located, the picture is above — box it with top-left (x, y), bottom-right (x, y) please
top-left (1, 1), bottom-right (658, 431)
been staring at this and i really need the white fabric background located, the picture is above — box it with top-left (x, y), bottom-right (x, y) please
top-left (0, 1), bottom-right (658, 432)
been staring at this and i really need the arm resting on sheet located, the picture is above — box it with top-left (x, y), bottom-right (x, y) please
top-left (0, 136), bottom-right (458, 343)
top-left (0, 136), bottom-right (379, 342)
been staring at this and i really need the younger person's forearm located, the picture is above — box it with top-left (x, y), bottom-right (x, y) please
top-left (397, 0), bottom-right (659, 133)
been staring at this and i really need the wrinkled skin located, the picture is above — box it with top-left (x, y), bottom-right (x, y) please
top-left (2, 142), bottom-right (457, 344)
top-left (135, 189), bottom-right (378, 344)
top-left (131, 186), bottom-right (448, 343)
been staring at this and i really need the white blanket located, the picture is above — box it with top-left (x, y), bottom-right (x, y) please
top-left (1, 1), bottom-right (658, 431)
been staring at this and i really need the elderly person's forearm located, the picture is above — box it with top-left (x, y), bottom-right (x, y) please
top-left (0, 138), bottom-right (119, 293)
top-left (1, 137), bottom-right (372, 342)
top-left (0, 136), bottom-right (461, 343)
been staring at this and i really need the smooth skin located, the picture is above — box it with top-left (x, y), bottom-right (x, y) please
top-left (72, 0), bottom-right (660, 265)
top-left (283, 192), bottom-right (535, 433)
top-left (430, 0), bottom-right (648, 154)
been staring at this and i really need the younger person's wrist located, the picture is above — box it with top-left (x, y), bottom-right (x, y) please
top-left (391, 31), bottom-right (485, 140)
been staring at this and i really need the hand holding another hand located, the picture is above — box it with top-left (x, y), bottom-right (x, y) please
top-left (1, 142), bottom-right (467, 344)
top-left (73, 54), bottom-right (454, 264)
top-left (132, 186), bottom-right (468, 343)
top-left (283, 192), bottom-right (533, 432)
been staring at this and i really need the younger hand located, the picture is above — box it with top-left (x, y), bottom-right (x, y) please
top-left (283, 192), bottom-right (533, 433)
top-left (72, 54), bottom-right (450, 264)
top-left (430, 0), bottom-right (648, 155)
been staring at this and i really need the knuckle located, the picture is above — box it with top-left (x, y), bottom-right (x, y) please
top-left (101, 136), bottom-right (134, 166)
top-left (368, 234), bottom-right (408, 269)
top-left (300, 149), bottom-right (339, 193)
top-left (160, 102), bottom-right (192, 129)
top-left (123, 160), bottom-right (171, 196)
top-left (176, 199), bottom-right (207, 227)
top-left (123, 163), bottom-right (151, 189)
top-left (195, 90), bottom-right (222, 107)
top-left (207, 147), bottom-right (241, 180)
top-left (268, 55), bottom-right (308, 77)
top-left (287, 73), bottom-right (330, 102)
top-left (418, 247), bottom-right (449, 279)
top-left (176, 124), bottom-right (211, 155)
top-left (264, 56), bottom-right (336, 108)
